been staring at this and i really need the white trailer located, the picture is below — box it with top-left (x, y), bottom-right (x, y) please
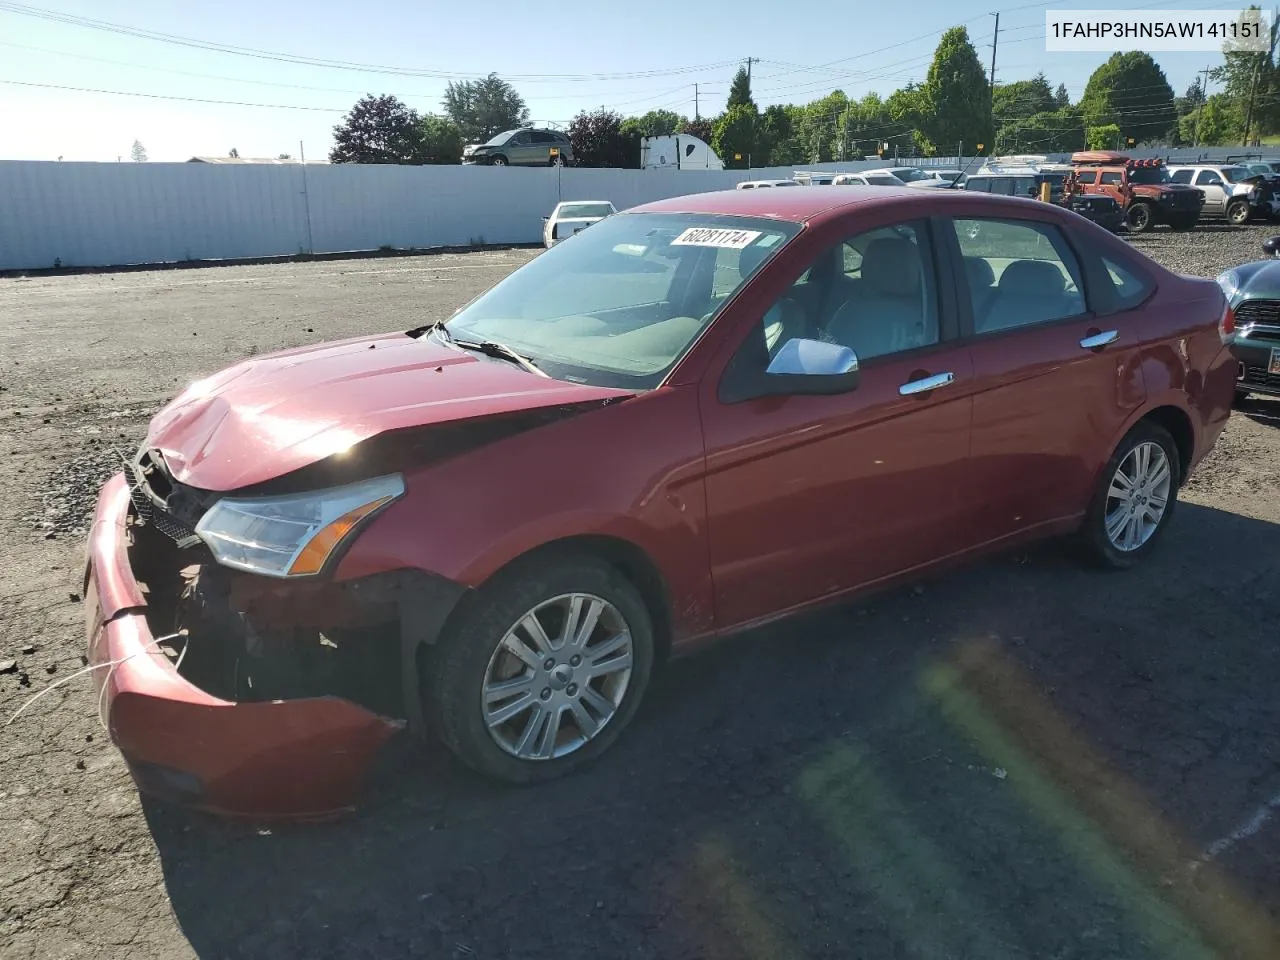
top-left (640, 134), bottom-right (725, 171)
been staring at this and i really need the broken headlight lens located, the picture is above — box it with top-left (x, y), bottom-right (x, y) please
top-left (194, 474), bottom-right (405, 578)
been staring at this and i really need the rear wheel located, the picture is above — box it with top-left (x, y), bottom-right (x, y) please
top-left (1126, 202), bottom-right (1154, 233)
top-left (1227, 198), bottom-right (1251, 225)
top-left (424, 553), bottom-right (655, 783)
top-left (1078, 421), bottom-right (1181, 569)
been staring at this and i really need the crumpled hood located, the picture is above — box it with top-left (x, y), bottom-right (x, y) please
top-left (145, 331), bottom-right (633, 491)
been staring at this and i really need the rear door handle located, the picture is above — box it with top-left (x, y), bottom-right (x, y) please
top-left (899, 372), bottom-right (955, 396)
top-left (1079, 329), bottom-right (1119, 349)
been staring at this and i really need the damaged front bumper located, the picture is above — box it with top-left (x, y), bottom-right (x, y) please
top-left (85, 474), bottom-right (416, 821)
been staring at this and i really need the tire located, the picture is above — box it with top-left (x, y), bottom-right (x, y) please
top-left (490, 155), bottom-right (508, 167)
top-left (1126, 202), bottom-right (1154, 233)
top-left (1078, 420), bottom-right (1182, 570)
top-left (1227, 198), bottom-right (1251, 225)
top-left (424, 551), bottom-right (655, 783)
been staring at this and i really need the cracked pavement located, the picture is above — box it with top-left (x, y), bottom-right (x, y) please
top-left (1, 234), bottom-right (1278, 959)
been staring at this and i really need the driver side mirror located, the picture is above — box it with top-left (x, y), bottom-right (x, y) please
top-left (757, 338), bottom-right (860, 396)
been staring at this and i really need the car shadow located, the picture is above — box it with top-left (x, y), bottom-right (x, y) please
top-left (1236, 394), bottom-right (1280, 428)
top-left (144, 502), bottom-right (1280, 960)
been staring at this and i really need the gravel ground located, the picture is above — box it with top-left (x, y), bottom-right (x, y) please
top-left (1, 227), bottom-right (1279, 960)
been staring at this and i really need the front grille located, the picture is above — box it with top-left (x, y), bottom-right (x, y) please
top-left (1169, 191), bottom-right (1202, 209)
top-left (125, 450), bottom-right (201, 546)
top-left (1242, 364), bottom-right (1280, 390)
top-left (1235, 300), bottom-right (1280, 334)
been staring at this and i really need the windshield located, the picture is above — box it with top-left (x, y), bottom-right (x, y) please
top-left (1128, 166), bottom-right (1170, 185)
top-left (484, 129), bottom-right (518, 146)
top-left (1221, 166), bottom-right (1253, 183)
top-left (893, 168), bottom-right (932, 182)
top-left (557, 203), bottom-right (613, 220)
top-left (442, 213), bottom-right (801, 389)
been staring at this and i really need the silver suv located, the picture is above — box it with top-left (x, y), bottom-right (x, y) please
top-left (463, 128), bottom-right (573, 167)
top-left (1167, 164), bottom-right (1272, 224)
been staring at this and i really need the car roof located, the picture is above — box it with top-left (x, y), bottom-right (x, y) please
top-left (630, 185), bottom-right (984, 222)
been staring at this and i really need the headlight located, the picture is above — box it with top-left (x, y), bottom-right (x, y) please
top-left (1216, 269), bottom-right (1241, 301)
top-left (195, 474), bottom-right (404, 578)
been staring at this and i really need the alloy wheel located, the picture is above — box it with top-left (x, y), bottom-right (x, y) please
top-left (481, 593), bottom-right (634, 760)
top-left (1104, 440), bottom-right (1172, 552)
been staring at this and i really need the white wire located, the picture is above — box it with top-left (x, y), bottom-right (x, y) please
top-left (7, 630), bottom-right (188, 728)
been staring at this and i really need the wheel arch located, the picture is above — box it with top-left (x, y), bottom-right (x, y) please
top-left (1140, 404), bottom-right (1195, 482)
top-left (443, 534), bottom-right (676, 665)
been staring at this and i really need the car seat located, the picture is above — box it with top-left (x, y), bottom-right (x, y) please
top-left (979, 259), bottom-right (1082, 333)
top-left (823, 237), bottom-right (934, 359)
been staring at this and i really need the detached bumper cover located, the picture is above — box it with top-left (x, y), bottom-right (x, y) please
top-left (85, 474), bottom-right (403, 820)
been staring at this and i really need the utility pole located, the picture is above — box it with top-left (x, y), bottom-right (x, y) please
top-left (1194, 64), bottom-right (1212, 147)
top-left (989, 13), bottom-right (1000, 114)
top-left (694, 83), bottom-right (699, 121)
top-left (744, 57), bottom-right (758, 170)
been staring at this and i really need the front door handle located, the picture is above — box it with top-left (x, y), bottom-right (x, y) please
top-left (1080, 329), bottom-right (1119, 349)
top-left (899, 371), bottom-right (955, 396)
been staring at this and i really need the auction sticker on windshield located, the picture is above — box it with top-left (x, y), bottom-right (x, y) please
top-left (671, 228), bottom-right (763, 249)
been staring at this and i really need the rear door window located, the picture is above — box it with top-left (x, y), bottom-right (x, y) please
top-left (951, 218), bottom-right (1087, 334)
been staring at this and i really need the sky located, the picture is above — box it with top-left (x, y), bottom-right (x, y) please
top-left (0, 0), bottom-right (1235, 162)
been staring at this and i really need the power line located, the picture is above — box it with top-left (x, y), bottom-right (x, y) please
top-left (0, 1), bottom-right (739, 83)
top-left (0, 77), bottom-right (348, 111)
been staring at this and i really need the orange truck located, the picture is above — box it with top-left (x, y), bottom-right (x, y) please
top-left (1062, 151), bottom-right (1205, 233)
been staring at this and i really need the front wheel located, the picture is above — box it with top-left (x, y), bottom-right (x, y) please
top-left (424, 552), bottom-right (655, 782)
top-left (490, 155), bottom-right (509, 167)
top-left (1078, 421), bottom-right (1181, 569)
top-left (1227, 198), bottom-right (1251, 225)
top-left (1126, 202), bottom-right (1154, 233)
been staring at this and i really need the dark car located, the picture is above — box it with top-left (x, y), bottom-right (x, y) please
top-left (964, 169), bottom-right (1126, 232)
top-left (1218, 235), bottom-right (1280, 399)
top-left (85, 186), bottom-right (1235, 819)
top-left (463, 127), bottom-right (573, 167)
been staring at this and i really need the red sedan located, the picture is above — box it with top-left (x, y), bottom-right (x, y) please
top-left (84, 186), bottom-right (1235, 819)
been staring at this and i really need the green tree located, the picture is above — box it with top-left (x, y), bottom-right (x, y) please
top-left (995, 108), bottom-right (1082, 153)
top-left (759, 103), bottom-right (798, 165)
top-left (442, 73), bottom-right (529, 142)
top-left (1080, 52), bottom-right (1176, 145)
top-left (1181, 94), bottom-right (1232, 145)
top-left (419, 114), bottom-right (464, 164)
top-left (993, 72), bottom-right (1056, 122)
top-left (676, 117), bottom-right (716, 150)
top-left (886, 83), bottom-right (931, 153)
top-left (713, 104), bottom-right (757, 167)
top-left (1054, 83), bottom-right (1072, 108)
top-left (568, 108), bottom-right (633, 167)
top-left (1086, 123), bottom-right (1122, 150)
top-left (727, 66), bottom-right (755, 111)
top-left (130, 140), bottom-right (147, 162)
top-left (921, 27), bottom-right (991, 152)
top-left (620, 109), bottom-right (684, 139)
top-left (330, 94), bottom-right (424, 164)
top-left (796, 91), bottom-right (848, 162)
top-left (1211, 6), bottom-right (1280, 144)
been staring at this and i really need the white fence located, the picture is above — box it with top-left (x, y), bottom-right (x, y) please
top-left (0, 161), bottom-right (763, 271)
top-left (3, 147), bottom-right (1274, 271)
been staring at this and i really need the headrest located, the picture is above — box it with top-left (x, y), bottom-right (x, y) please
top-left (862, 237), bottom-right (921, 297)
top-left (998, 259), bottom-right (1065, 297)
top-left (964, 256), bottom-right (995, 289)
